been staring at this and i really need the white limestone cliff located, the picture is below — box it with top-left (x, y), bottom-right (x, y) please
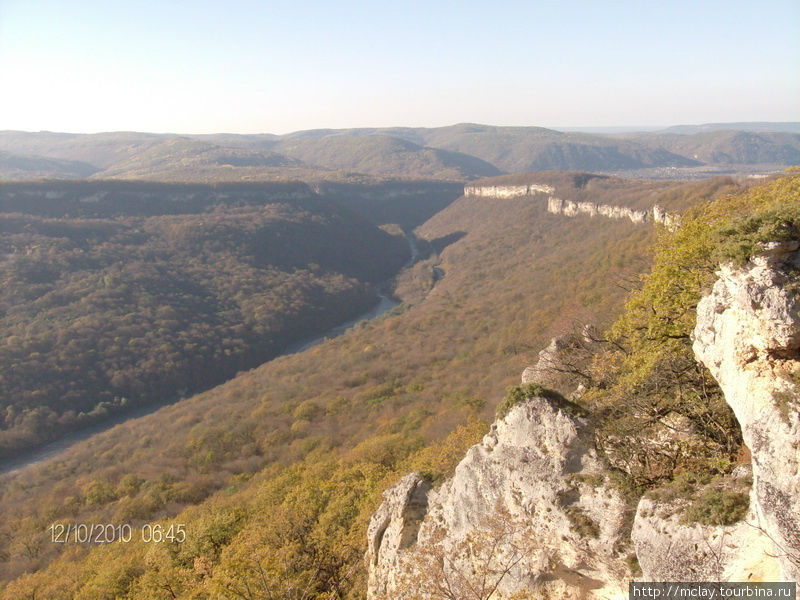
top-left (463, 183), bottom-right (555, 198)
top-left (367, 473), bottom-right (433, 598)
top-left (366, 395), bottom-right (629, 600)
top-left (631, 241), bottom-right (800, 582)
top-left (463, 183), bottom-right (680, 228)
top-left (691, 241), bottom-right (800, 581)
top-left (632, 489), bottom-right (781, 582)
top-left (521, 326), bottom-right (598, 398)
top-left (547, 196), bottom-right (679, 228)
top-left (367, 238), bottom-right (800, 596)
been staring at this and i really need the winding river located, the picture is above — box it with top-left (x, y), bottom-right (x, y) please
top-left (0, 234), bottom-right (420, 477)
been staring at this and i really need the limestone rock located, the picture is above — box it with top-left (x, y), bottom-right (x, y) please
top-left (366, 396), bottom-right (629, 600)
top-left (521, 330), bottom-right (596, 396)
top-left (545, 195), bottom-right (680, 228)
top-left (463, 183), bottom-right (679, 229)
top-left (366, 473), bottom-right (432, 600)
top-left (652, 204), bottom-right (681, 230)
top-left (367, 239), bottom-right (800, 597)
top-left (464, 183), bottom-right (555, 198)
top-left (547, 196), bottom-right (647, 225)
top-left (692, 242), bottom-right (800, 580)
top-left (633, 494), bottom-right (780, 582)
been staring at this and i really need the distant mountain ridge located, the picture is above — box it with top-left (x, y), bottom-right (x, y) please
top-left (623, 130), bottom-right (800, 165)
top-left (1, 122), bottom-right (798, 182)
top-left (0, 151), bottom-right (100, 179)
top-left (658, 121), bottom-right (800, 134)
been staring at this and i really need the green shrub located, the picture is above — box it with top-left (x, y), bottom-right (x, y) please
top-left (682, 487), bottom-right (749, 526)
top-left (564, 505), bottom-right (600, 538)
top-left (712, 205), bottom-right (800, 266)
top-left (83, 480), bottom-right (118, 505)
top-left (645, 472), bottom-right (709, 504)
top-left (496, 383), bottom-right (578, 420)
top-left (590, 172), bottom-right (800, 488)
top-left (626, 552), bottom-right (642, 576)
top-left (571, 473), bottom-right (605, 488)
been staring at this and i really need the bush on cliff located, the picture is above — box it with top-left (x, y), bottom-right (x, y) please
top-left (495, 383), bottom-right (573, 420)
top-left (585, 170), bottom-right (800, 488)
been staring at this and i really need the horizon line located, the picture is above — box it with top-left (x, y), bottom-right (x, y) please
top-left (2, 120), bottom-right (799, 137)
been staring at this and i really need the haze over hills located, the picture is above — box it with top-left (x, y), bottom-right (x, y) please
top-left (340, 123), bottom-right (697, 172)
top-left (0, 151), bottom-right (99, 180)
top-left (2, 122), bottom-right (798, 182)
top-left (621, 130), bottom-right (800, 165)
top-left (269, 135), bottom-right (502, 180)
top-left (658, 122), bottom-right (800, 134)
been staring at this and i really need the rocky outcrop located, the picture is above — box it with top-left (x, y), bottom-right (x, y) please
top-left (368, 239), bottom-right (800, 595)
top-left (630, 241), bottom-right (800, 583)
top-left (652, 204), bottom-right (681, 230)
top-left (692, 241), bottom-right (800, 580)
top-left (632, 488), bottom-right (780, 582)
top-left (367, 473), bottom-right (433, 598)
top-left (521, 325), bottom-right (599, 397)
top-left (463, 183), bottom-right (555, 198)
top-left (547, 196), bottom-right (680, 228)
top-left (462, 183), bottom-right (680, 229)
top-left (366, 395), bottom-right (629, 600)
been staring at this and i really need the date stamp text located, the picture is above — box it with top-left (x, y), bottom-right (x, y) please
top-left (48, 522), bottom-right (186, 544)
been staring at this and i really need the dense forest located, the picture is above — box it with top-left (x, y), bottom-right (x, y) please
top-left (0, 182), bottom-right (409, 457)
top-left (0, 172), bottom-right (762, 597)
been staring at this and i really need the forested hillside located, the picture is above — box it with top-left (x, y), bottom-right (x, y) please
top-left (0, 173), bottom-right (748, 597)
top-left (271, 135), bottom-right (502, 180)
top-left (3, 124), bottom-right (797, 182)
top-left (626, 130), bottom-right (800, 165)
top-left (0, 182), bottom-right (409, 458)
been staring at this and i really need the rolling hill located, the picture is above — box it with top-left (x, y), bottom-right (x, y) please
top-left (0, 131), bottom-right (166, 168)
top-left (3, 123), bottom-right (798, 183)
top-left (659, 121), bottom-right (800, 134)
top-left (626, 129), bottom-right (800, 165)
top-left (94, 138), bottom-right (310, 181)
top-left (272, 135), bottom-right (502, 180)
top-left (0, 151), bottom-right (100, 179)
top-left (403, 123), bottom-right (702, 172)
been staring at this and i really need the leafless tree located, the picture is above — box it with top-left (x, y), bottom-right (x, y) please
top-left (393, 507), bottom-right (545, 600)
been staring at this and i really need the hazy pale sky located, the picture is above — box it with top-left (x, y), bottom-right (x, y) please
top-left (1, 0), bottom-right (798, 134)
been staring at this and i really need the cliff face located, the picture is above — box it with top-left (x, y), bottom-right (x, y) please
top-left (632, 241), bottom-right (800, 582)
top-left (463, 182), bottom-right (680, 228)
top-left (547, 196), bottom-right (680, 228)
top-left (366, 396), bottom-right (629, 600)
top-left (520, 326), bottom-right (598, 398)
top-left (692, 241), bottom-right (800, 580)
top-left (463, 183), bottom-right (555, 198)
top-left (632, 490), bottom-right (780, 582)
top-left (367, 241), bottom-right (800, 596)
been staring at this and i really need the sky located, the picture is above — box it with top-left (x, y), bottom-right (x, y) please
top-left (0, 0), bottom-right (798, 134)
